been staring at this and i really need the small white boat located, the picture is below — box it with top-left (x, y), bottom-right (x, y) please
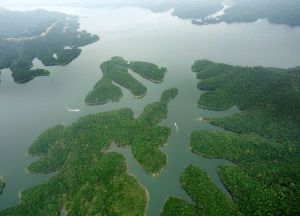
top-left (65, 105), bottom-right (80, 112)
top-left (174, 122), bottom-right (179, 131)
top-left (196, 117), bottom-right (204, 122)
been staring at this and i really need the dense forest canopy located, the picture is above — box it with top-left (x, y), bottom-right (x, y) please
top-left (162, 165), bottom-right (241, 216)
top-left (4, 0), bottom-right (298, 26)
top-left (0, 2), bottom-right (299, 216)
top-left (0, 8), bottom-right (99, 83)
top-left (223, 0), bottom-right (300, 26)
top-left (92, 0), bottom-right (300, 27)
top-left (0, 88), bottom-right (178, 215)
top-left (0, 9), bottom-right (67, 39)
top-left (85, 57), bottom-right (167, 105)
top-left (170, 59), bottom-right (300, 215)
top-left (192, 0), bottom-right (300, 26)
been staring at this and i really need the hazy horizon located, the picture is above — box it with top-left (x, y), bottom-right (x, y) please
top-left (1, 1), bottom-right (299, 215)
top-left (0, 0), bottom-right (154, 7)
top-left (1, 0), bottom-right (220, 9)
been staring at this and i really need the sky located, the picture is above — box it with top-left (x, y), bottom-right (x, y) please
top-left (0, 0), bottom-right (98, 7)
top-left (0, 0), bottom-right (157, 7)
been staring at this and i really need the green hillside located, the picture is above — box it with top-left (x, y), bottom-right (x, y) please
top-left (85, 57), bottom-right (167, 105)
top-left (181, 59), bottom-right (300, 215)
top-left (0, 88), bottom-right (178, 215)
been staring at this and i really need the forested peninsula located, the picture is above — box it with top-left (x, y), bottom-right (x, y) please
top-left (161, 60), bottom-right (300, 216)
top-left (85, 57), bottom-right (167, 105)
top-left (192, 0), bottom-right (300, 27)
top-left (0, 9), bottom-right (99, 83)
top-left (0, 88), bottom-right (178, 215)
top-left (93, 0), bottom-right (300, 27)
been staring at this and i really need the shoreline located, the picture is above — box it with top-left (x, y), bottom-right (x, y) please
top-left (105, 142), bottom-right (149, 216)
top-left (129, 68), bottom-right (167, 84)
top-left (133, 91), bottom-right (147, 99)
top-left (0, 177), bottom-right (5, 194)
top-left (24, 166), bottom-right (58, 176)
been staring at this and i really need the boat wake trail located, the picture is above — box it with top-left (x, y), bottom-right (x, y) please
top-left (174, 122), bottom-right (179, 132)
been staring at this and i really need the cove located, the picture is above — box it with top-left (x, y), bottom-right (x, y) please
top-left (1, 6), bottom-right (300, 212)
top-left (108, 77), bottom-right (239, 215)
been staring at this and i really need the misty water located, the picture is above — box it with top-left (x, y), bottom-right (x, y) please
top-left (1, 6), bottom-right (300, 214)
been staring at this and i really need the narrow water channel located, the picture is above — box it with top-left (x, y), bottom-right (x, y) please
top-left (1, 6), bottom-right (299, 212)
top-left (108, 70), bottom-right (240, 216)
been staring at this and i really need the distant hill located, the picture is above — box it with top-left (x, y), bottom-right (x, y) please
top-left (0, 8), bottom-right (99, 83)
top-left (96, 0), bottom-right (224, 20)
top-left (0, 8), bottom-right (67, 39)
top-left (2, 0), bottom-right (298, 26)
top-left (193, 0), bottom-right (300, 27)
top-left (90, 0), bottom-right (300, 27)
top-left (58, 0), bottom-right (300, 27)
top-left (0, 7), bottom-right (9, 13)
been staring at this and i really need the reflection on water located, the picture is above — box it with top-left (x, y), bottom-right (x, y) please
top-left (1, 6), bottom-right (300, 212)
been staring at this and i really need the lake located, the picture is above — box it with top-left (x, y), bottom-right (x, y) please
top-left (0, 6), bottom-right (300, 214)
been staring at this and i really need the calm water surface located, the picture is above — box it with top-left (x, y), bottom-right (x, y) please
top-left (1, 6), bottom-right (300, 213)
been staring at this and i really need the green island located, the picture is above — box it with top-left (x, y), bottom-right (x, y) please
top-left (167, 59), bottom-right (300, 215)
top-left (0, 88), bottom-right (178, 215)
top-left (99, 0), bottom-right (223, 21)
top-left (161, 165), bottom-right (241, 216)
top-left (85, 57), bottom-right (167, 105)
top-left (192, 0), bottom-right (300, 27)
top-left (0, 177), bottom-right (5, 194)
top-left (129, 61), bottom-right (167, 83)
top-left (0, 9), bottom-right (99, 83)
top-left (192, 59), bottom-right (300, 143)
top-left (103, 0), bottom-right (300, 27)
top-left (70, 0), bottom-right (300, 27)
